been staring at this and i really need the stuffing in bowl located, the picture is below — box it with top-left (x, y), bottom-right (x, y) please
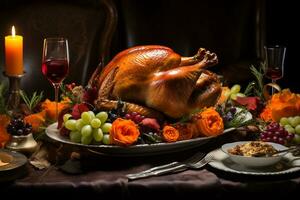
top-left (222, 141), bottom-right (288, 168)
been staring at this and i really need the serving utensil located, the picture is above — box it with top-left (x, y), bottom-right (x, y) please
top-left (127, 153), bottom-right (213, 180)
top-left (253, 144), bottom-right (300, 157)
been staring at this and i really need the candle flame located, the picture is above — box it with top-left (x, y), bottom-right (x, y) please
top-left (12, 26), bottom-right (15, 37)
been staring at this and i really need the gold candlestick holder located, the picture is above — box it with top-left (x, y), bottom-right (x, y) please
top-left (3, 71), bottom-right (25, 112)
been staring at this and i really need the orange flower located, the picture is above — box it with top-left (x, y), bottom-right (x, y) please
top-left (109, 118), bottom-right (140, 146)
top-left (0, 114), bottom-right (11, 148)
top-left (260, 107), bottom-right (273, 122)
top-left (41, 98), bottom-right (71, 121)
top-left (261, 89), bottom-right (300, 122)
top-left (24, 111), bottom-right (46, 133)
top-left (193, 107), bottom-right (224, 137)
top-left (162, 125), bottom-right (180, 142)
top-left (172, 123), bottom-right (193, 141)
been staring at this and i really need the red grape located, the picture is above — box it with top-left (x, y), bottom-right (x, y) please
top-left (274, 131), bottom-right (281, 137)
top-left (260, 133), bottom-right (266, 139)
top-left (125, 113), bottom-right (132, 120)
top-left (278, 138), bottom-right (285, 145)
top-left (134, 114), bottom-right (142, 123)
top-left (124, 112), bottom-right (145, 124)
top-left (259, 122), bottom-right (293, 145)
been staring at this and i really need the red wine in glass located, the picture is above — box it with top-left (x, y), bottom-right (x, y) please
top-left (42, 38), bottom-right (69, 120)
top-left (42, 59), bottom-right (69, 84)
top-left (265, 68), bottom-right (283, 81)
top-left (264, 45), bottom-right (286, 95)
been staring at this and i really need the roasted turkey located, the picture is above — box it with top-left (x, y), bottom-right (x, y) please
top-left (89, 45), bottom-right (221, 119)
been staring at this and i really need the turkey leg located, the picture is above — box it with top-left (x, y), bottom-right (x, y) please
top-left (180, 48), bottom-right (218, 67)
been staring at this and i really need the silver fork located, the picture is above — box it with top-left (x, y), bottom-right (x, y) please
top-left (127, 153), bottom-right (213, 180)
top-left (185, 153), bottom-right (214, 169)
top-left (126, 151), bottom-right (205, 179)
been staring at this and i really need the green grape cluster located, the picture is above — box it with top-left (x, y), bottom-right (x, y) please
top-left (63, 111), bottom-right (112, 145)
top-left (229, 84), bottom-right (246, 100)
top-left (280, 116), bottom-right (300, 144)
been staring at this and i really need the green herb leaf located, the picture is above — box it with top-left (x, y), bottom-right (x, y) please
top-left (250, 65), bottom-right (264, 99)
top-left (244, 65), bottom-right (265, 100)
top-left (244, 81), bottom-right (256, 96)
top-left (20, 90), bottom-right (44, 112)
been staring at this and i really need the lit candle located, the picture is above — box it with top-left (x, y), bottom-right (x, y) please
top-left (5, 26), bottom-right (23, 76)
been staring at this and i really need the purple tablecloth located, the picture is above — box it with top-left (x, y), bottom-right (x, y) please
top-left (2, 153), bottom-right (300, 199)
top-left (1, 135), bottom-right (300, 199)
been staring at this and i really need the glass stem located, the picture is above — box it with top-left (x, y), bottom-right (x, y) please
top-left (54, 83), bottom-right (60, 121)
top-left (271, 79), bottom-right (275, 95)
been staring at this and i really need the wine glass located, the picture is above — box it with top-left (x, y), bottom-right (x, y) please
top-left (263, 45), bottom-right (286, 94)
top-left (42, 38), bottom-right (69, 120)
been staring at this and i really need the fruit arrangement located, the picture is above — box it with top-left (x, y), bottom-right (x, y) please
top-left (228, 84), bottom-right (246, 100)
top-left (280, 116), bottom-right (300, 144)
top-left (59, 102), bottom-right (226, 146)
top-left (63, 111), bottom-right (112, 145)
top-left (280, 116), bottom-right (300, 134)
top-left (1, 63), bottom-right (299, 148)
top-left (55, 79), bottom-right (300, 147)
top-left (259, 122), bottom-right (294, 145)
top-left (6, 117), bottom-right (33, 136)
top-left (124, 112), bottom-right (145, 124)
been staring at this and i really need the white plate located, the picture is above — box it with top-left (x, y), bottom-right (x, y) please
top-left (208, 148), bottom-right (300, 175)
top-left (46, 122), bottom-right (235, 156)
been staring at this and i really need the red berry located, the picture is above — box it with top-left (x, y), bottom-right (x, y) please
top-left (266, 137), bottom-right (271, 142)
top-left (131, 112), bottom-right (137, 117)
top-left (125, 113), bottom-right (131, 119)
top-left (135, 114), bottom-right (142, 123)
top-left (278, 138), bottom-right (285, 145)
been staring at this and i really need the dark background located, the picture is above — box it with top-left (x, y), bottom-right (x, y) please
top-left (0, 0), bottom-right (299, 98)
top-left (265, 0), bottom-right (299, 92)
top-left (112, 0), bottom-right (299, 93)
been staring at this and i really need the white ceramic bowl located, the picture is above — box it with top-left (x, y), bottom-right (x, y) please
top-left (221, 141), bottom-right (288, 168)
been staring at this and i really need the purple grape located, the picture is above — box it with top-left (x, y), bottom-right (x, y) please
top-left (125, 113), bottom-right (131, 119)
top-left (131, 112), bottom-right (137, 117)
top-left (267, 127), bottom-right (276, 132)
top-left (17, 129), bottom-right (23, 135)
top-left (261, 138), bottom-right (268, 142)
top-left (260, 133), bottom-right (267, 139)
top-left (278, 138), bottom-right (285, 145)
top-left (266, 131), bottom-right (273, 137)
top-left (134, 114), bottom-right (142, 123)
top-left (25, 128), bottom-right (31, 134)
top-left (286, 133), bottom-right (295, 141)
top-left (271, 122), bottom-right (280, 129)
top-left (281, 130), bottom-right (288, 137)
top-left (272, 136), bottom-right (279, 143)
top-left (266, 137), bottom-right (271, 142)
top-left (274, 131), bottom-right (281, 137)
top-left (229, 107), bottom-right (237, 114)
top-left (6, 117), bottom-right (30, 136)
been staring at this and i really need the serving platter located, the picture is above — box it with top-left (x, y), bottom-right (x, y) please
top-left (46, 122), bottom-right (235, 156)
